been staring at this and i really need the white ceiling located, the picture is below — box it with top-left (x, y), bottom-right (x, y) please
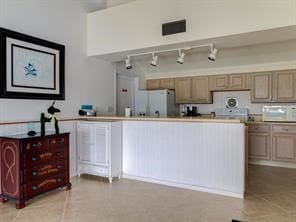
top-left (91, 25), bottom-right (296, 62)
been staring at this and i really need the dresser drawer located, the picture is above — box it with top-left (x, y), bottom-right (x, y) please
top-left (23, 149), bottom-right (68, 167)
top-left (22, 138), bottom-right (48, 153)
top-left (272, 125), bottom-right (296, 134)
top-left (24, 172), bottom-right (68, 198)
top-left (248, 124), bottom-right (270, 133)
top-left (48, 134), bottom-right (69, 149)
top-left (23, 160), bottom-right (68, 183)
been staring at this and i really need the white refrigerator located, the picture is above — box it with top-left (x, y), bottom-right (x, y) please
top-left (134, 89), bottom-right (179, 117)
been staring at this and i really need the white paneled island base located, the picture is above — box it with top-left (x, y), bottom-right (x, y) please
top-left (122, 121), bottom-right (245, 198)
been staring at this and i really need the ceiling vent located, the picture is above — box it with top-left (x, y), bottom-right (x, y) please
top-left (162, 20), bottom-right (186, 36)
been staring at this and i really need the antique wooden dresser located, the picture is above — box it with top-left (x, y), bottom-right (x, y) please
top-left (0, 132), bottom-right (71, 209)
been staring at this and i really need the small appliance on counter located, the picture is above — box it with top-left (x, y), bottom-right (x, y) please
top-left (215, 108), bottom-right (249, 121)
top-left (262, 105), bottom-right (296, 122)
top-left (78, 105), bottom-right (96, 116)
top-left (186, 106), bottom-right (201, 117)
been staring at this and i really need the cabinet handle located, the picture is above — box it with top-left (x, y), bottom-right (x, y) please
top-left (282, 128), bottom-right (289, 131)
top-left (56, 165), bottom-right (63, 169)
top-left (32, 186), bottom-right (38, 191)
top-left (55, 152), bottom-right (62, 156)
top-left (56, 138), bottom-right (64, 144)
top-left (57, 178), bottom-right (63, 182)
top-left (32, 171), bottom-right (38, 176)
top-left (31, 157), bottom-right (38, 161)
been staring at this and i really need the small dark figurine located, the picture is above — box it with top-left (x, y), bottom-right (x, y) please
top-left (40, 101), bottom-right (60, 136)
top-left (48, 101), bottom-right (60, 135)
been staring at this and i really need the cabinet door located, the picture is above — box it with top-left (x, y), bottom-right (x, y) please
top-left (77, 123), bottom-right (92, 163)
top-left (160, 78), bottom-right (175, 89)
top-left (272, 134), bottom-right (296, 162)
top-left (191, 76), bottom-right (212, 103)
top-left (229, 74), bottom-right (246, 90)
top-left (175, 77), bottom-right (191, 104)
top-left (146, 79), bottom-right (160, 90)
top-left (210, 75), bottom-right (228, 91)
top-left (93, 125), bottom-right (109, 166)
top-left (248, 133), bottom-right (270, 160)
top-left (251, 72), bottom-right (272, 102)
top-left (273, 70), bottom-right (296, 102)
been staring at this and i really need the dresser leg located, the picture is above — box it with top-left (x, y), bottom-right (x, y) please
top-left (108, 177), bottom-right (113, 184)
top-left (15, 201), bottom-right (25, 209)
top-left (66, 183), bottom-right (72, 191)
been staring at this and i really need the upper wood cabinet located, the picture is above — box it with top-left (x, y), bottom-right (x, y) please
top-left (273, 70), bottom-right (296, 102)
top-left (210, 75), bottom-right (228, 90)
top-left (251, 72), bottom-right (272, 103)
top-left (159, 78), bottom-right (175, 89)
top-left (175, 76), bottom-right (212, 104)
top-left (191, 76), bottom-right (212, 103)
top-left (210, 74), bottom-right (249, 91)
top-left (251, 70), bottom-right (296, 103)
top-left (175, 77), bottom-right (191, 104)
top-left (146, 79), bottom-right (160, 90)
top-left (229, 74), bottom-right (246, 90)
top-left (146, 78), bottom-right (174, 90)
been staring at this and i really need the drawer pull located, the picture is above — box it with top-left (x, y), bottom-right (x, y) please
top-left (55, 152), bottom-right (62, 156)
top-left (31, 157), bottom-right (38, 161)
top-left (283, 128), bottom-right (289, 131)
top-left (57, 178), bottom-right (63, 182)
top-left (56, 165), bottom-right (63, 169)
top-left (56, 139), bottom-right (64, 144)
top-left (32, 186), bottom-right (38, 191)
top-left (32, 143), bottom-right (37, 148)
top-left (32, 171), bottom-right (38, 176)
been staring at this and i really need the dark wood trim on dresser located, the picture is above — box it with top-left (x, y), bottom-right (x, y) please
top-left (0, 133), bottom-right (71, 209)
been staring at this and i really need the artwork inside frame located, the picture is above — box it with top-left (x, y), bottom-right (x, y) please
top-left (0, 27), bottom-right (65, 100)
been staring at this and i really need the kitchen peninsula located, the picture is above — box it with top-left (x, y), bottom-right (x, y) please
top-left (79, 116), bottom-right (246, 198)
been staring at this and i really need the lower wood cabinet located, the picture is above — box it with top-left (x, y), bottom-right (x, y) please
top-left (248, 133), bottom-right (270, 160)
top-left (77, 121), bottom-right (122, 183)
top-left (248, 123), bottom-right (296, 164)
top-left (272, 134), bottom-right (296, 162)
top-left (248, 124), bottom-right (270, 160)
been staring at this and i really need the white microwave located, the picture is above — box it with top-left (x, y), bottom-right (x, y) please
top-left (262, 106), bottom-right (296, 122)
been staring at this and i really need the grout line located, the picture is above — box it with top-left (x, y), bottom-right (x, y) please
top-left (12, 209), bottom-right (22, 222)
top-left (252, 192), bottom-right (290, 214)
top-left (60, 190), bottom-right (69, 222)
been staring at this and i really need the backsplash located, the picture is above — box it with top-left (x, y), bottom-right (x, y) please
top-left (181, 91), bottom-right (296, 115)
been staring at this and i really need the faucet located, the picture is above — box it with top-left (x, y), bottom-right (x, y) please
top-left (155, 110), bottom-right (160, 117)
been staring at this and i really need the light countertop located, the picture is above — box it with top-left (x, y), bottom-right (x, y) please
top-left (80, 116), bottom-right (244, 123)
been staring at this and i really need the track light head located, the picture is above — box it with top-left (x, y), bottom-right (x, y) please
top-left (150, 53), bottom-right (158, 67)
top-left (125, 56), bottom-right (132, 69)
top-left (208, 47), bottom-right (218, 61)
top-left (177, 49), bottom-right (186, 64)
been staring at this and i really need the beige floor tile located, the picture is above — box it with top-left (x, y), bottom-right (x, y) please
top-left (1, 165), bottom-right (296, 222)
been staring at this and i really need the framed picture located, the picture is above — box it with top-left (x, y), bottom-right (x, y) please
top-left (0, 27), bottom-right (65, 100)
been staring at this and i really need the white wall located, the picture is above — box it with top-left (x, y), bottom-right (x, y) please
top-left (88, 0), bottom-right (296, 56)
top-left (0, 0), bottom-right (116, 123)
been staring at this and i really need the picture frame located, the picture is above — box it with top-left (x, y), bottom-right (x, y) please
top-left (0, 27), bottom-right (65, 100)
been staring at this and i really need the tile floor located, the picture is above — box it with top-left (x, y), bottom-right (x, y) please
top-left (1, 165), bottom-right (296, 222)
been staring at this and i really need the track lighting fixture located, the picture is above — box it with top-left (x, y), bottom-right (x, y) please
top-left (150, 53), bottom-right (158, 67)
top-left (177, 49), bottom-right (186, 64)
top-left (124, 43), bottom-right (218, 69)
top-left (208, 44), bottom-right (218, 61)
top-left (125, 56), bottom-right (132, 69)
